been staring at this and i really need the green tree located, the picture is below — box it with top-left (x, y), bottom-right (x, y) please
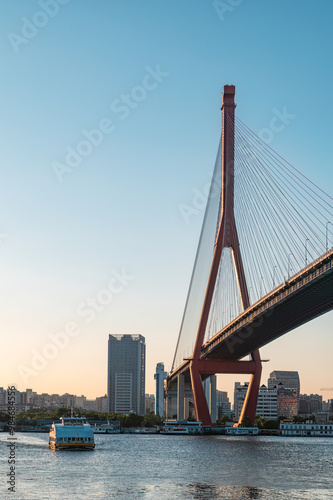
top-left (143, 413), bottom-right (163, 427)
top-left (54, 407), bottom-right (70, 419)
top-left (263, 419), bottom-right (279, 429)
top-left (240, 416), bottom-right (253, 427)
top-left (216, 415), bottom-right (230, 426)
top-left (0, 411), bottom-right (9, 422)
top-left (255, 416), bottom-right (266, 429)
top-left (308, 415), bottom-right (316, 423)
top-left (293, 415), bottom-right (306, 423)
top-left (122, 413), bottom-right (144, 428)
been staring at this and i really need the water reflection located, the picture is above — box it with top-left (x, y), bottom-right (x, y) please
top-left (185, 483), bottom-right (264, 499)
top-left (1, 434), bottom-right (332, 500)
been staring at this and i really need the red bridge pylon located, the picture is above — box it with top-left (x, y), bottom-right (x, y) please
top-left (190, 85), bottom-right (262, 426)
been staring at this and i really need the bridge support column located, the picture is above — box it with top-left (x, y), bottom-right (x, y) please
top-left (190, 361), bottom-right (212, 426)
top-left (210, 375), bottom-right (217, 424)
top-left (177, 374), bottom-right (185, 421)
top-left (166, 396), bottom-right (173, 419)
top-left (237, 350), bottom-right (262, 425)
top-left (170, 85), bottom-right (262, 428)
top-left (204, 375), bottom-right (217, 423)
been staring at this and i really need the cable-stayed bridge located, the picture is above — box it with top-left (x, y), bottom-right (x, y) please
top-left (166, 85), bottom-right (333, 426)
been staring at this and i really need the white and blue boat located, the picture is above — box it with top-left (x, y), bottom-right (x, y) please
top-left (49, 416), bottom-right (95, 450)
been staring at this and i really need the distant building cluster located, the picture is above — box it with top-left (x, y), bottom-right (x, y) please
top-left (233, 371), bottom-right (332, 423)
top-left (235, 371), bottom-right (300, 420)
top-left (0, 387), bottom-right (107, 413)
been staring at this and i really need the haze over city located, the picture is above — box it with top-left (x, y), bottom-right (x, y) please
top-left (1, 1), bottom-right (333, 403)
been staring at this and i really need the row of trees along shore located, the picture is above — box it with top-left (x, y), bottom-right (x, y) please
top-left (0, 408), bottom-right (163, 428)
top-left (1, 408), bottom-right (325, 430)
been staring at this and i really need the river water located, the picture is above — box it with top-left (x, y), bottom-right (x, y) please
top-left (1, 433), bottom-right (332, 499)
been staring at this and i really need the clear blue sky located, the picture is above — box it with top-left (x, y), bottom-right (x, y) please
top-left (1, 1), bottom-right (332, 401)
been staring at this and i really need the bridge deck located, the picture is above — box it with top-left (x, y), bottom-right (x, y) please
top-left (168, 250), bottom-right (333, 384)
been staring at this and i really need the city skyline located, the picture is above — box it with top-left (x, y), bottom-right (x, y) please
top-left (1, 380), bottom-right (332, 412)
top-left (1, 2), bottom-right (333, 403)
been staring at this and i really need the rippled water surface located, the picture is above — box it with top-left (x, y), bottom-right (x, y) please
top-left (1, 433), bottom-right (332, 499)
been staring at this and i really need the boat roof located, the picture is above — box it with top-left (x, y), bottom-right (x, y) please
top-left (52, 418), bottom-right (93, 437)
top-left (52, 426), bottom-right (94, 437)
top-left (59, 417), bottom-right (87, 425)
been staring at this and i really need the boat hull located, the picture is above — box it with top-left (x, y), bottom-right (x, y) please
top-left (226, 427), bottom-right (259, 435)
top-left (161, 421), bottom-right (202, 435)
top-left (49, 442), bottom-right (95, 451)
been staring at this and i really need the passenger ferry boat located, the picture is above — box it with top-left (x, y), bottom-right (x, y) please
top-left (226, 426), bottom-right (259, 435)
top-left (49, 416), bottom-right (95, 450)
top-left (161, 421), bottom-right (202, 435)
top-left (91, 421), bottom-right (121, 434)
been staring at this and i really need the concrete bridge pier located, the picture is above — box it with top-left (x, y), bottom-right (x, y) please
top-left (177, 374), bottom-right (185, 421)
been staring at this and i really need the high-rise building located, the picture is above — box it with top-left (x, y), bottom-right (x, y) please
top-left (107, 334), bottom-right (146, 415)
top-left (26, 389), bottom-right (33, 404)
top-left (268, 371), bottom-right (300, 413)
top-left (145, 394), bottom-right (155, 414)
top-left (216, 390), bottom-right (232, 419)
top-left (299, 394), bottom-right (323, 415)
top-left (234, 382), bottom-right (278, 420)
top-left (154, 362), bottom-right (167, 417)
top-left (256, 385), bottom-right (278, 419)
top-left (268, 371), bottom-right (300, 396)
top-left (276, 384), bottom-right (298, 418)
top-left (234, 382), bottom-right (249, 420)
top-left (0, 388), bottom-right (6, 405)
top-left (96, 395), bottom-right (108, 414)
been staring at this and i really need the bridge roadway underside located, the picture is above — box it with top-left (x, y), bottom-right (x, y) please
top-left (168, 254), bottom-right (333, 387)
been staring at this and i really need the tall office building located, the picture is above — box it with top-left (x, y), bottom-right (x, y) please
top-left (268, 370), bottom-right (300, 411)
top-left (107, 334), bottom-right (146, 415)
top-left (154, 362), bottom-right (167, 417)
top-left (268, 371), bottom-right (300, 396)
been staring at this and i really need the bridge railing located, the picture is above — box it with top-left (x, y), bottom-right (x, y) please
top-left (202, 250), bottom-right (333, 356)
